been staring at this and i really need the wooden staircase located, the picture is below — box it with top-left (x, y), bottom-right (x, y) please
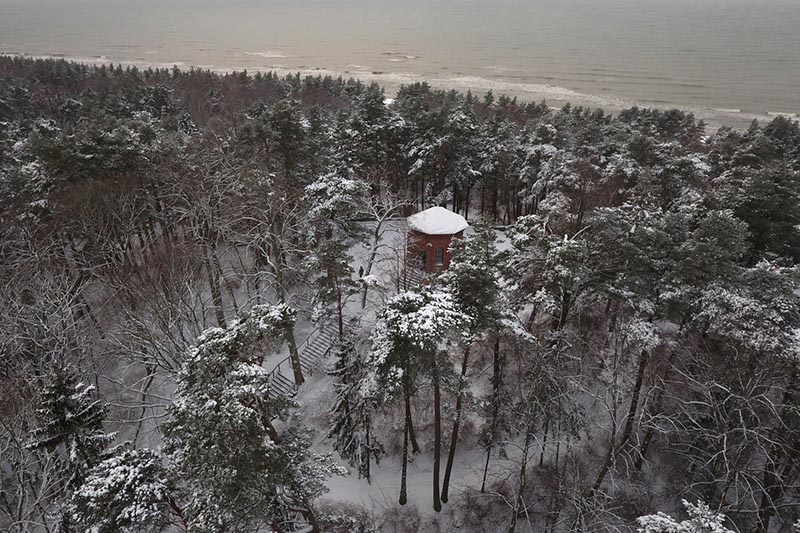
top-left (267, 325), bottom-right (337, 399)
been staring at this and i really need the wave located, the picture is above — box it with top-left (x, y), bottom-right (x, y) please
top-left (242, 51), bottom-right (287, 59)
top-left (767, 111), bottom-right (798, 118)
top-left (432, 74), bottom-right (636, 109)
top-left (381, 52), bottom-right (418, 60)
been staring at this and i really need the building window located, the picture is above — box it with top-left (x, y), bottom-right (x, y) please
top-left (435, 246), bottom-right (445, 266)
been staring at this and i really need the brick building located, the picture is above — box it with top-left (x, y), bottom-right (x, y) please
top-left (406, 206), bottom-right (469, 273)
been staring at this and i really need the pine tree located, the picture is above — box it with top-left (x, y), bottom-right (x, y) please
top-left (367, 288), bottom-right (469, 510)
top-left (29, 368), bottom-right (115, 488)
top-left (327, 333), bottom-right (383, 483)
top-left (69, 448), bottom-right (182, 533)
top-left (161, 306), bottom-right (344, 531)
top-left (437, 226), bottom-right (507, 502)
top-left (306, 237), bottom-right (359, 337)
top-left (304, 168), bottom-right (368, 335)
top-left (636, 500), bottom-right (735, 533)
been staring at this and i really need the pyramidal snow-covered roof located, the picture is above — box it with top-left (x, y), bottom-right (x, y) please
top-left (407, 206), bottom-right (469, 235)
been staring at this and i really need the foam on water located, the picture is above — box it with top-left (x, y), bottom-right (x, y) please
top-left (767, 111), bottom-right (799, 118)
top-left (242, 51), bottom-right (288, 59)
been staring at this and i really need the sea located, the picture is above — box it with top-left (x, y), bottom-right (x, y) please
top-left (1, 0), bottom-right (798, 130)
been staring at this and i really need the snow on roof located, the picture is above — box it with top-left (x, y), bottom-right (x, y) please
top-left (407, 206), bottom-right (469, 235)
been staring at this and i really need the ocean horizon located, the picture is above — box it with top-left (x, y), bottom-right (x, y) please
top-left (1, 0), bottom-right (798, 130)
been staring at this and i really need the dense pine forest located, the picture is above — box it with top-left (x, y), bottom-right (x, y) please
top-left (2, 56), bottom-right (800, 532)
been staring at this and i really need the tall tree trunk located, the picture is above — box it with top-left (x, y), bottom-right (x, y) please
top-left (538, 416), bottom-right (550, 467)
top-left (272, 238), bottom-right (288, 302)
top-left (432, 354), bottom-right (442, 512)
top-left (213, 247), bottom-right (239, 315)
top-left (260, 411), bottom-right (281, 443)
top-left (755, 379), bottom-right (797, 533)
top-left (635, 420), bottom-right (656, 471)
top-left (636, 347), bottom-right (680, 470)
top-left (587, 415), bottom-right (618, 497)
top-left (285, 326), bottom-right (304, 385)
top-left (302, 503), bottom-right (320, 533)
top-left (399, 421), bottom-right (409, 505)
top-left (480, 446), bottom-right (492, 494)
top-left (364, 416), bottom-right (372, 483)
top-left (132, 364), bottom-right (156, 445)
top-left (403, 370), bottom-right (420, 454)
top-left (441, 345), bottom-right (471, 502)
top-left (492, 181), bottom-right (499, 222)
top-left (481, 339), bottom-right (504, 493)
top-left (576, 183), bottom-right (586, 232)
top-left (204, 242), bottom-right (226, 327)
top-left (231, 243), bottom-right (248, 286)
top-left (755, 458), bottom-right (781, 533)
top-left (464, 185), bottom-right (471, 220)
top-left (619, 350), bottom-right (649, 450)
top-left (526, 304), bottom-right (538, 333)
top-left (166, 495), bottom-right (188, 531)
top-left (361, 282), bottom-right (370, 309)
top-left (504, 188), bottom-right (511, 225)
top-left (553, 290), bottom-right (571, 333)
top-left (508, 428), bottom-right (532, 533)
top-left (361, 224), bottom-right (382, 308)
top-left (335, 275), bottom-right (344, 338)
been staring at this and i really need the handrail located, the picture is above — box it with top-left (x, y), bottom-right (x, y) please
top-left (265, 322), bottom-right (328, 397)
top-left (266, 356), bottom-right (296, 396)
top-left (266, 324), bottom-right (320, 374)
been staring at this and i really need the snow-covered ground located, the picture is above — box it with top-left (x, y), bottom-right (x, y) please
top-left (269, 217), bottom-right (519, 525)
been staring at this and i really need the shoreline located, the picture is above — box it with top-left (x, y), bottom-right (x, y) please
top-left (4, 52), bottom-right (797, 132)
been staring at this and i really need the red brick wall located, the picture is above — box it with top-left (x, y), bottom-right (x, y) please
top-left (407, 230), bottom-right (464, 273)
